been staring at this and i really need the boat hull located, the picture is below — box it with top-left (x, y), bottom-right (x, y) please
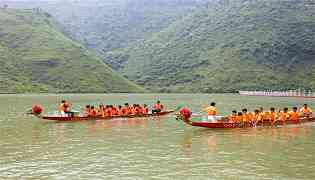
top-left (191, 117), bottom-right (315, 129)
top-left (39, 111), bottom-right (174, 121)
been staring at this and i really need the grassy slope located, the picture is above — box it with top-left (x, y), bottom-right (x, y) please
top-left (113, 0), bottom-right (315, 92)
top-left (20, 0), bottom-right (199, 69)
top-left (0, 8), bottom-right (144, 93)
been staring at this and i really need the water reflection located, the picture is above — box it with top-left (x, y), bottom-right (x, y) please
top-left (178, 124), bottom-right (313, 155)
top-left (180, 131), bottom-right (193, 154)
top-left (206, 135), bottom-right (216, 152)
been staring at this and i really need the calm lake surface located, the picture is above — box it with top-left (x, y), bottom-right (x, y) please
top-left (0, 94), bottom-right (315, 179)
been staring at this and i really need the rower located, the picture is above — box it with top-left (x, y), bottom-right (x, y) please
top-left (89, 106), bottom-right (97, 117)
top-left (59, 100), bottom-right (66, 117)
top-left (204, 102), bottom-right (217, 121)
top-left (131, 104), bottom-right (137, 114)
top-left (84, 105), bottom-right (91, 116)
top-left (289, 107), bottom-right (300, 122)
top-left (111, 105), bottom-right (118, 116)
top-left (241, 108), bottom-right (252, 123)
top-left (253, 109), bottom-right (263, 125)
top-left (228, 110), bottom-right (238, 122)
top-left (123, 103), bottom-right (131, 115)
top-left (143, 104), bottom-right (149, 114)
top-left (136, 104), bottom-right (143, 115)
top-left (300, 104), bottom-right (312, 117)
top-left (270, 107), bottom-right (278, 123)
top-left (237, 112), bottom-right (243, 123)
top-left (118, 105), bottom-right (124, 115)
top-left (105, 105), bottom-right (112, 117)
top-left (280, 107), bottom-right (290, 123)
top-left (152, 100), bottom-right (164, 113)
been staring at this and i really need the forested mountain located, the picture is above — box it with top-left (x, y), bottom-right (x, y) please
top-left (2, 0), bottom-right (315, 93)
top-left (1, 0), bottom-right (200, 69)
top-left (0, 8), bottom-right (144, 93)
top-left (107, 0), bottom-right (315, 92)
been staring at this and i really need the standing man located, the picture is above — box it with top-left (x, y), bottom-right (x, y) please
top-left (204, 102), bottom-right (217, 122)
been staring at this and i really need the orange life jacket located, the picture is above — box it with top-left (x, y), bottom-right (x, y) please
top-left (89, 109), bottom-right (97, 117)
top-left (262, 112), bottom-right (271, 121)
top-left (122, 107), bottom-right (130, 115)
top-left (105, 108), bottom-right (112, 117)
top-left (64, 102), bottom-right (70, 111)
top-left (289, 111), bottom-right (300, 121)
top-left (136, 107), bottom-right (143, 114)
top-left (154, 103), bottom-right (163, 111)
top-left (270, 112), bottom-right (278, 122)
top-left (206, 106), bottom-right (216, 116)
top-left (280, 112), bottom-right (290, 121)
top-left (130, 107), bottom-right (137, 114)
top-left (253, 113), bottom-right (262, 122)
top-left (236, 115), bottom-right (243, 123)
top-left (111, 107), bottom-right (118, 116)
top-left (59, 103), bottom-right (65, 112)
top-left (242, 113), bottom-right (253, 122)
top-left (143, 107), bottom-right (149, 114)
top-left (118, 108), bottom-right (124, 116)
top-left (300, 107), bottom-right (312, 114)
top-left (228, 115), bottom-right (238, 122)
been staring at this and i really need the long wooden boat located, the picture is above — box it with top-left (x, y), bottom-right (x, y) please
top-left (178, 114), bottom-right (315, 129)
top-left (37, 110), bottom-right (175, 122)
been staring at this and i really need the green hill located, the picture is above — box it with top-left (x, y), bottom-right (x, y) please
top-left (0, 0), bottom-right (199, 69)
top-left (107, 0), bottom-right (315, 92)
top-left (0, 8), bottom-right (144, 93)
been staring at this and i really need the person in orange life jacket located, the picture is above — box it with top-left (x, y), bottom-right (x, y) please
top-left (89, 106), bottom-right (97, 117)
top-left (228, 110), bottom-right (238, 123)
top-left (135, 104), bottom-right (143, 115)
top-left (59, 100), bottom-right (66, 116)
top-left (204, 102), bottom-right (217, 121)
top-left (253, 109), bottom-right (263, 125)
top-left (280, 107), bottom-right (290, 123)
top-left (152, 100), bottom-right (164, 113)
top-left (241, 108), bottom-right (252, 123)
top-left (59, 100), bottom-right (72, 117)
top-left (270, 107), bottom-right (278, 124)
top-left (236, 112), bottom-right (243, 123)
top-left (105, 105), bottom-right (112, 117)
top-left (84, 105), bottom-right (91, 116)
top-left (143, 104), bottom-right (149, 114)
top-left (111, 105), bottom-right (119, 116)
top-left (122, 103), bottom-right (131, 115)
top-left (118, 105), bottom-right (124, 115)
top-left (98, 104), bottom-right (104, 116)
top-left (131, 104), bottom-right (137, 114)
top-left (289, 107), bottom-right (300, 121)
top-left (300, 104), bottom-right (312, 117)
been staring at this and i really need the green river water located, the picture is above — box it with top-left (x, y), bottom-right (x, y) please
top-left (0, 94), bottom-right (314, 179)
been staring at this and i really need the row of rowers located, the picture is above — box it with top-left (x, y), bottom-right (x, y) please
top-left (205, 102), bottom-right (313, 122)
top-left (84, 101), bottom-right (165, 117)
top-left (228, 104), bottom-right (312, 123)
